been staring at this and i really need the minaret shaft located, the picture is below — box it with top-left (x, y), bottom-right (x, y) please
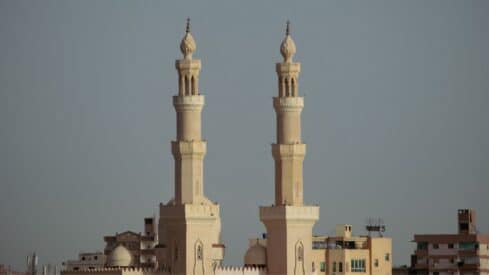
top-left (273, 60), bottom-right (304, 206)
top-left (172, 59), bottom-right (206, 205)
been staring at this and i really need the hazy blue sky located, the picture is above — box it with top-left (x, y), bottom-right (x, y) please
top-left (1, 0), bottom-right (488, 270)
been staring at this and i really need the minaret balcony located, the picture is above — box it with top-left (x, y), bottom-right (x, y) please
top-left (259, 205), bottom-right (319, 222)
top-left (173, 95), bottom-right (204, 109)
top-left (273, 97), bottom-right (303, 112)
top-left (276, 62), bottom-right (301, 75)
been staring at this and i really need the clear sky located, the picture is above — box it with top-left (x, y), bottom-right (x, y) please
top-left (1, 0), bottom-right (488, 270)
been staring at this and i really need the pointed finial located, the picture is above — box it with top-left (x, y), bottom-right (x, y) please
top-left (186, 17), bottom-right (191, 33)
top-left (280, 20), bottom-right (296, 62)
top-left (180, 18), bottom-right (196, 59)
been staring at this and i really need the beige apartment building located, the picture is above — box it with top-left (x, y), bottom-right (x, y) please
top-left (312, 224), bottom-right (392, 275)
top-left (411, 209), bottom-right (489, 275)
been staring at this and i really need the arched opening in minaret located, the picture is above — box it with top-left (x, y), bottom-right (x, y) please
top-left (184, 75), bottom-right (190, 95)
top-left (291, 78), bottom-right (296, 97)
top-left (191, 76), bottom-right (196, 95)
top-left (285, 77), bottom-right (290, 97)
top-left (279, 77), bottom-right (284, 97)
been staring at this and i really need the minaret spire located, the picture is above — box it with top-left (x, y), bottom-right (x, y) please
top-left (185, 17), bottom-right (190, 33)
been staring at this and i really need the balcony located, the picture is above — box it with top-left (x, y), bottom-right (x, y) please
top-left (458, 249), bottom-right (478, 257)
top-left (413, 263), bottom-right (428, 270)
top-left (415, 250), bottom-right (428, 257)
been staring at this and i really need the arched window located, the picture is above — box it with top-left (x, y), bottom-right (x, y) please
top-left (197, 245), bottom-right (202, 260)
top-left (191, 76), bottom-right (196, 95)
top-left (291, 78), bottom-right (296, 96)
top-left (184, 76), bottom-right (190, 95)
top-left (285, 78), bottom-right (290, 97)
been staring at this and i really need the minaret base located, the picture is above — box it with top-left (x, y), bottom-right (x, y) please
top-left (259, 205), bottom-right (319, 275)
top-left (158, 203), bottom-right (224, 275)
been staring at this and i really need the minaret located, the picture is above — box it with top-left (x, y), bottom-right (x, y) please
top-left (260, 22), bottom-right (319, 275)
top-left (172, 18), bottom-right (205, 204)
top-left (158, 19), bottom-right (224, 275)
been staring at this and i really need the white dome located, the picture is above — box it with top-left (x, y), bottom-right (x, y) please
top-left (244, 243), bottom-right (267, 267)
top-left (107, 244), bottom-right (132, 267)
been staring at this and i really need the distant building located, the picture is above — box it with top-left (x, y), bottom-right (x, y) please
top-left (411, 209), bottom-right (489, 274)
top-left (104, 217), bottom-right (157, 268)
top-left (0, 265), bottom-right (27, 275)
top-left (392, 265), bottom-right (416, 275)
top-left (62, 253), bottom-right (105, 271)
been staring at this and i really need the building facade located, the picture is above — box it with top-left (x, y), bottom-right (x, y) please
top-left (411, 209), bottom-right (489, 275)
top-left (310, 224), bottom-right (392, 275)
top-left (104, 217), bottom-right (158, 268)
top-left (0, 265), bottom-right (27, 275)
top-left (63, 253), bottom-right (106, 271)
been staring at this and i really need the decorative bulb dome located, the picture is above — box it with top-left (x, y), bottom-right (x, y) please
top-left (180, 18), bottom-right (196, 59)
top-left (244, 243), bottom-right (267, 267)
top-left (180, 32), bottom-right (196, 59)
top-left (107, 244), bottom-right (132, 267)
top-left (280, 21), bottom-right (296, 63)
top-left (280, 34), bottom-right (296, 63)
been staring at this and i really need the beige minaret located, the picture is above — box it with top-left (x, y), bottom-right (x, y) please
top-left (260, 22), bottom-right (319, 275)
top-left (158, 19), bottom-right (224, 275)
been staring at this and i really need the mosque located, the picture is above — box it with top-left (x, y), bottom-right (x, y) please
top-left (61, 20), bottom-right (392, 275)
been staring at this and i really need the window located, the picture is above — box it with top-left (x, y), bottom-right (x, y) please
top-left (448, 243), bottom-right (454, 249)
top-left (385, 253), bottom-right (390, 261)
top-left (81, 256), bottom-right (86, 261)
top-left (197, 246), bottom-right (202, 260)
top-left (351, 259), bottom-right (366, 272)
top-left (297, 245), bottom-right (304, 261)
top-left (417, 242), bottom-right (428, 250)
top-left (374, 259), bottom-right (379, 267)
top-left (94, 256), bottom-right (98, 260)
top-left (320, 262), bottom-right (325, 272)
top-left (433, 243), bottom-right (439, 249)
top-left (332, 262), bottom-right (336, 272)
top-left (338, 262), bottom-right (343, 272)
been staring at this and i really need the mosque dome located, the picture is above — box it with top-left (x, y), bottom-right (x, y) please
top-left (280, 21), bottom-right (296, 63)
top-left (107, 244), bottom-right (132, 267)
top-left (180, 18), bottom-right (196, 59)
top-left (244, 243), bottom-right (267, 267)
